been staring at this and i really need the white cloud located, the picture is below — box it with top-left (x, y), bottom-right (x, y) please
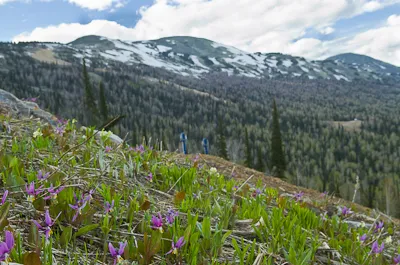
top-left (11, 0), bottom-right (400, 65)
top-left (67, 0), bottom-right (123, 10)
top-left (319, 27), bottom-right (336, 35)
top-left (0, 0), bottom-right (16, 4)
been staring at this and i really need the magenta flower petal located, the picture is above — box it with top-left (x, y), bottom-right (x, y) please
top-left (109, 243), bottom-right (117, 257)
top-left (118, 242), bottom-right (127, 256)
top-left (1, 190), bottom-right (8, 205)
top-left (5, 231), bottom-right (14, 250)
top-left (45, 210), bottom-right (52, 226)
top-left (32, 220), bottom-right (43, 230)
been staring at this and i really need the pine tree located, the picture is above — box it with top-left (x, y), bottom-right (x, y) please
top-left (99, 81), bottom-right (108, 122)
top-left (82, 58), bottom-right (98, 125)
top-left (216, 116), bottom-right (229, 160)
top-left (270, 99), bottom-right (286, 178)
top-left (255, 146), bottom-right (265, 172)
top-left (244, 128), bottom-right (252, 167)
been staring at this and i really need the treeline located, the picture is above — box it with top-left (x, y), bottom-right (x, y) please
top-left (0, 48), bottom-right (399, 217)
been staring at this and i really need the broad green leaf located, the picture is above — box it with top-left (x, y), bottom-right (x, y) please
top-left (75, 224), bottom-right (99, 237)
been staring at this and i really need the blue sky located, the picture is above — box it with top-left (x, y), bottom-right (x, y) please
top-left (1, 0), bottom-right (400, 65)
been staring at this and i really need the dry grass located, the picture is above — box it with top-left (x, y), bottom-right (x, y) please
top-left (31, 49), bottom-right (71, 66)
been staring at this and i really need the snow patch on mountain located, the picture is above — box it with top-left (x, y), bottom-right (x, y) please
top-left (282, 59), bottom-right (292, 67)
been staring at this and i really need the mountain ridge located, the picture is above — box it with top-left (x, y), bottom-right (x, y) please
top-left (3, 35), bottom-right (399, 83)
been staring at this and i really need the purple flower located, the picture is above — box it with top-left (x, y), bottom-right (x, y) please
top-left (341, 206), bottom-right (353, 216)
top-left (26, 182), bottom-right (44, 202)
top-left (135, 145), bottom-right (145, 154)
top-left (294, 191), bottom-right (304, 202)
top-left (233, 185), bottom-right (239, 191)
top-left (105, 200), bottom-right (115, 214)
top-left (192, 154), bottom-right (200, 163)
top-left (192, 193), bottom-right (198, 199)
top-left (359, 234), bottom-right (367, 242)
top-left (151, 213), bottom-right (164, 233)
top-left (44, 184), bottom-right (65, 200)
top-left (393, 254), bottom-right (400, 264)
top-left (165, 209), bottom-right (179, 226)
top-left (166, 236), bottom-right (185, 255)
top-left (33, 210), bottom-right (61, 240)
top-left (69, 193), bottom-right (88, 222)
top-left (0, 231), bottom-right (14, 262)
top-left (37, 170), bottom-right (50, 180)
top-left (370, 241), bottom-right (384, 256)
top-left (146, 173), bottom-right (153, 183)
top-left (320, 212), bottom-right (328, 221)
top-left (109, 242), bottom-right (126, 265)
top-left (55, 126), bottom-right (65, 136)
top-left (83, 189), bottom-right (95, 203)
top-left (105, 146), bottom-right (112, 153)
top-left (252, 188), bottom-right (263, 197)
top-left (375, 221), bottom-right (384, 233)
top-left (320, 191), bottom-right (328, 198)
top-left (0, 190), bottom-right (8, 205)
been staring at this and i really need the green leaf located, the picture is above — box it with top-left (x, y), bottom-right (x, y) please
top-left (60, 227), bottom-right (73, 248)
top-left (75, 224), bottom-right (99, 237)
top-left (0, 202), bottom-right (10, 232)
top-left (28, 224), bottom-right (40, 254)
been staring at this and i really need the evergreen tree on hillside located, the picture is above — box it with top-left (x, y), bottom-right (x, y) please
top-left (82, 58), bottom-right (98, 125)
top-left (255, 146), bottom-right (265, 173)
top-left (244, 128), bottom-right (252, 168)
top-left (216, 116), bottom-right (229, 160)
top-left (99, 81), bottom-right (108, 122)
top-left (270, 99), bottom-right (286, 178)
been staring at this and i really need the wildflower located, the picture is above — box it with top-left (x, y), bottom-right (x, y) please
top-left (359, 234), bottom-right (367, 242)
top-left (341, 206), bottom-right (352, 216)
top-left (209, 186), bottom-right (214, 191)
top-left (146, 173), bottom-right (153, 183)
top-left (294, 191), bottom-right (304, 202)
top-left (165, 209), bottom-right (179, 226)
top-left (105, 200), bottom-right (115, 214)
top-left (192, 154), bottom-right (199, 163)
top-left (0, 190), bottom-right (8, 205)
top-left (44, 184), bottom-right (65, 200)
top-left (54, 126), bottom-right (65, 136)
top-left (384, 236), bottom-right (392, 245)
top-left (83, 189), bottom-right (95, 203)
top-left (33, 210), bottom-right (61, 241)
top-left (33, 128), bottom-right (43, 138)
top-left (135, 145), bottom-right (145, 154)
top-left (252, 188), bottom-right (263, 197)
top-left (69, 193), bottom-right (88, 222)
top-left (370, 241), bottom-right (384, 256)
top-left (25, 182), bottom-right (44, 202)
top-left (320, 191), bottom-right (328, 198)
top-left (209, 167), bottom-right (218, 174)
top-left (109, 242), bottom-right (126, 265)
top-left (233, 185), bottom-right (239, 191)
top-left (37, 170), bottom-right (50, 180)
top-left (375, 221), bottom-right (384, 233)
top-left (320, 212), bottom-right (328, 221)
top-left (151, 213), bottom-right (164, 233)
top-left (393, 254), bottom-right (400, 264)
top-left (105, 146), bottom-right (112, 153)
top-left (166, 237), bottom-right (185, 255)
top-left (0, 231), bottom-right (14, 263)
top-left (192, 193), bottom-right (198, 199)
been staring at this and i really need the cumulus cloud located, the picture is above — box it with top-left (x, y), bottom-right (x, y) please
top-left (11, 0), bottom-right (400, 65)
top-left (67, 0), bottom-right (123, 10)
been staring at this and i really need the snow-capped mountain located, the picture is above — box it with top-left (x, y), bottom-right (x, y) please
top-left (2, 35), bottom-right (400, 82)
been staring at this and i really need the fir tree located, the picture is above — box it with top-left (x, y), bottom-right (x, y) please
top-left (255, 146), bottom-right (265, 173)
top-left (244, 128), bottom-right (252, 168)
top-left (270, 99), bottom-right (286, 178)
top-left (82, 58), bottom-right (98, 125)
top-left (216, 116), bottom-right (229, 160)
top-left (99, 81), bottom-right (108, 122)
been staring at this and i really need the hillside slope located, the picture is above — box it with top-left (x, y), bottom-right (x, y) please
top-left (0, 90), bottom-right (399, 264)
top-left (3, 35), bottom-right (400, 82)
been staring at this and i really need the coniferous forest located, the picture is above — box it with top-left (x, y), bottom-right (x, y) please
top-left (1, 47), bottom-right (400, 217)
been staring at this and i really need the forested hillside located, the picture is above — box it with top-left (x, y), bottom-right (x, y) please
top-left (0, 41), bottom-right (399, 217)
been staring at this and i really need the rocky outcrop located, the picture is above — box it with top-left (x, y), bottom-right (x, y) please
top-left (0, 89), bottom-right (58, 126)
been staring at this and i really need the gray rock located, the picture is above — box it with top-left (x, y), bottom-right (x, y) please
top-left (0, 89), bottom-right (57, 126)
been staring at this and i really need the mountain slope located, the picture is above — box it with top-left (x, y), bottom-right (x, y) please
top-left (3, 35), bottom-right (399, 82)
top-left (0, 90), bottom-right (399, 264)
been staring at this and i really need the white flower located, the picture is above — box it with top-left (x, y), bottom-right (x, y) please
top-left (385, 236), bottom-right (392, 244)
top-left (209, 167), bottom-right (218, 174)
top-left (33, 129), bottom-right (43, 138)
